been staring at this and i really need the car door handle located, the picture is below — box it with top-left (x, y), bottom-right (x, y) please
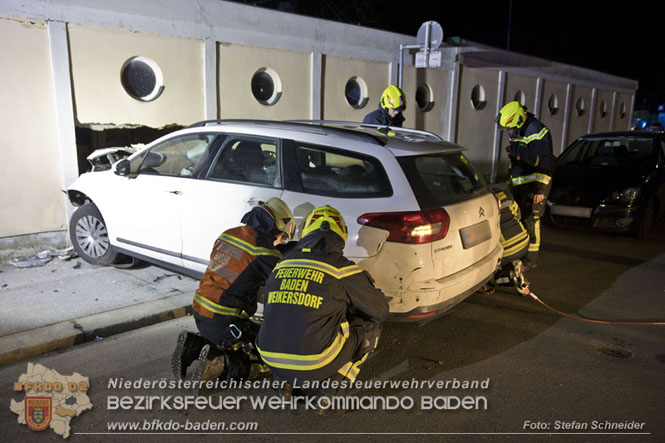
top-left (247, 198), bottom-right (262, 206)
top-left (167, 190), bottom-right (182, 195)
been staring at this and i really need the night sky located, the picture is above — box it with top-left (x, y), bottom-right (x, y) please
top-left (231, 0), bottom-right (665, 112)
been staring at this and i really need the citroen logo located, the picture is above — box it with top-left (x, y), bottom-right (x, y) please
top-left (479, 206), bottom-right (485, 218)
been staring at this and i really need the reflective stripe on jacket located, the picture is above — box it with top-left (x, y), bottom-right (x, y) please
top-left (257, 321), bottom-right (350, 371)
top-left (495, 191), bottom-right (529, 262)
top-left (509, 113), bottom-right (556, 193)
top-left (193, 225), bottom-right (281, 319)
top-left (257, 246), bottom-right (388, 379)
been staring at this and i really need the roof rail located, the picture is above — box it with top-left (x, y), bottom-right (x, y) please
top-left (187, 119), bottom-right (329, 135)
top-left (286, 120), bottom-right (444, 141)
top-left (188, 119), bottom-right (308, 128)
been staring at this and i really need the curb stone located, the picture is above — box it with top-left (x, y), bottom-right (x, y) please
top-left (0, 293), bottom-right (192, 366)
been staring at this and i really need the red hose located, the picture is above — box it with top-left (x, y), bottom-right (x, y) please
top-left (526, 290), bottom-right (665, 325)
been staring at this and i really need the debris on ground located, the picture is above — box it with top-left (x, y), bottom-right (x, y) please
top-left (8, 248), bottom-right (78, 268)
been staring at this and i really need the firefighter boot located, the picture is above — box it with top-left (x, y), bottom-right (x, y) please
top-left (511, 260), bottom-right (530, 296)
top-left (190, 344), bottom-right (226, 392)
top-left (171, 331), bottom-right (207, 380)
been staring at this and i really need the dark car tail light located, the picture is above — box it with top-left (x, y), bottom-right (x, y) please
top-left (357, 208), bottom-right (450, 244)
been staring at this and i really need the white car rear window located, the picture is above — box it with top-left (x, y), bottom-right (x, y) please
top-left (398, 153), bottom-right (489, 207)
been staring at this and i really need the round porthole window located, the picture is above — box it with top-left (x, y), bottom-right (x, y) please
top-left (548, 94), bottom-right (559, 115)
top-left (514, 90), bottom-right (526, 106)
top-left (344, 76), bottom-right (368, 109)
top-left (251, 68), bottom-right (282, 106)
top-left (575, 97), bottom-right (585, 116)
top-left (471, 84), bottom-right (487, 110)
top-left (415, 83), bottom-right (435, 112)
top-left (120, 56), bottom-right (164, 102)
top-left (599, 100), bottom-right (608, 118)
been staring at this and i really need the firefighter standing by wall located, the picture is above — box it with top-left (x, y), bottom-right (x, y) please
top-left (171, 198), bottom-right (295, 384)
top-left (256, 205), bottom-right (389, 411)
top-left (496, 101), bottom-right (556, 270)
top-left (363, 84), bottom-right (406, 127)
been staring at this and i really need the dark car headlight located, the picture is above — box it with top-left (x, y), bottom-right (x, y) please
top-left (608, 187), bottom-right (641, 205)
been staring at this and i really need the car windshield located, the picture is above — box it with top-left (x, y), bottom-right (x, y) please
top-left (558, 137), bottom-right (655, 167)
top-left (397, 152), bottom-right (489, 208)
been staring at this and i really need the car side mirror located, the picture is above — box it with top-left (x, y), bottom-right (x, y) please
top-left (114, 159), bottom-right (131, 176)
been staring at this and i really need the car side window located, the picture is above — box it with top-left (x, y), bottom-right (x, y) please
top-left (138, 134), bottom-right (215, 177)
top-left (207, 136), bottom-right (279, 187)
top-left (285, 142), bottom-right (391, 198)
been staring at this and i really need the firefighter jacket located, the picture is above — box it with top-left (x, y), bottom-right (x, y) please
top-left (495, 190), bottom-right (529, 263)
top-left (193, 217), bottom-right (282, 321)
top-left (362, 105), bottom-right (405, 127)
top-left (256, 231), bottom-right (389, 382)
top-left (508, 113), bottom-right (556, 194)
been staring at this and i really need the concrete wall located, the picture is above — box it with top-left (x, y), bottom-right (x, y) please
top-left (538, 79), bottom-right (568, 154)
top-left (566, 85), bottom-right (593, 145)
top-left (615, 92), bottom-right (634, 131)
top-left (0, 17), bottom-right (66, 237)
top-left (591, 89), bottom-right (613, 134)
top-left (456, 66), bottom-right (500, 176)
top-left (219, 43), bottom-right (311, 120)
top-left (504, 73), bottom-right (537, 111)
top-left (69, 24), bottom-right (205, 127)
top-left (402, 66), bottom-right (447, 136)
top-left (321, 55), bottom-right (389, 122)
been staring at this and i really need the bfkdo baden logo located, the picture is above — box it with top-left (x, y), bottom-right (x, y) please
top-left (26, 397), bottom-right (53, 431)
top-left (10, 363), bottom-right (93, 439)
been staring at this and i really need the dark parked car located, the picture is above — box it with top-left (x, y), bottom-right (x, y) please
top-left (547, 131), bottom-right (665, 238)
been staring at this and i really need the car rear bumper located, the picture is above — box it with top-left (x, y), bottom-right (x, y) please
top-left (548, 202), bottom-right (640, 232)
top-left (385, 242), bottom-right (502, 321)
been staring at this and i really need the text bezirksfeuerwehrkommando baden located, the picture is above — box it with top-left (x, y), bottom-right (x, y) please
top-left (106, 377), bottom-right (490, 411)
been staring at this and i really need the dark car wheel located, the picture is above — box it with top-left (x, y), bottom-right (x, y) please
top-left (69, 202), bottom-right (118, 265)
top-left (637, 199), bottom-right (656, 240)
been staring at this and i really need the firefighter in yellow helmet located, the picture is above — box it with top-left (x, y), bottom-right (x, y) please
top-left (171, 197), bottom-right (295, 385)
top-left (496, 101), bottom-right (556, 270)
top-left (363, 84), bottom-right (406, 127)
top-left (257, 205), bottom-right (389, 412)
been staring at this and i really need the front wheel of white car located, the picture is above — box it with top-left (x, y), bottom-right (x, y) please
top-left (69, 202), bottom-right (118, 265)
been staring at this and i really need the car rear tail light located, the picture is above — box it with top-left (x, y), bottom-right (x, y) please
top-left (357, 208), bottom-right (450, 244)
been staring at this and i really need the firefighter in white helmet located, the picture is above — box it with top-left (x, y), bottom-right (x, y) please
top-left (171, 197), bottom-right (295, 385)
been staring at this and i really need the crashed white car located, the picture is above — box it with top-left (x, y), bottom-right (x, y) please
top-left (67, 120), bottom-right (502, 320)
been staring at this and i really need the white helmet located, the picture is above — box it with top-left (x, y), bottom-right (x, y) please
top-left (259, 197), bottom-right (295, 243)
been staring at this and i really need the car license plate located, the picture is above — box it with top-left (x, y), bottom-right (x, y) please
top-left (460, 220), bottom-right (491, 249)
top-left (549, 204), bottom-right (592, 218)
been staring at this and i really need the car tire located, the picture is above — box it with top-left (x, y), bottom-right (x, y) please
top-left (69, 202), bottom-right (119, 265)
top-left (637, 199), bottom-right (656, 240)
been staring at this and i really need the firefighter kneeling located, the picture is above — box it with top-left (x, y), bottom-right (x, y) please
top-left (171, 198), bottom-right (295, 387)
top-left (256, 205), bottom-right (389, 414)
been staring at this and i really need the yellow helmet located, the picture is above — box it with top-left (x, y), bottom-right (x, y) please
top-left (380, 85), bottom-right (406, 112)
top-left (302, 205), bottom-right (348, 244)
top-left (259, 197), bottom-right (295, 243)
top-left (496, 101), bottom-right (526, 129)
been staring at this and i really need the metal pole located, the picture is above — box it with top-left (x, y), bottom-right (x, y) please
top-left (424, 22), bottom-right (430, 68)
top-left (507, 0), bottom-right (512, 50)
top-left (399, 44), bottom-right (404, 88)
top-left (398, 43), bottom-right (422, 89)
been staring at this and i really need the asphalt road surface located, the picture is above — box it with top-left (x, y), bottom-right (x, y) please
top-left (2, 225), bottom-right (664, 442)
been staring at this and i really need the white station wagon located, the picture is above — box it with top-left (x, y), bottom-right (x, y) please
top-left (67, 120), bottom-right (502, 320)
